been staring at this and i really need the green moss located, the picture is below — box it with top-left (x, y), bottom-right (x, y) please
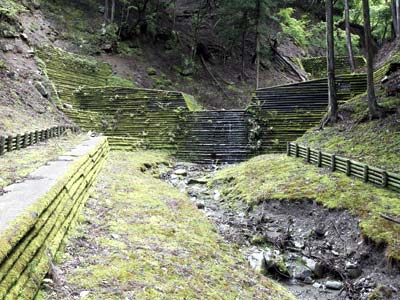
top-left (40, 151), bottom-right (295, 300)
top-left (0, 0), bottom-right (25, 19)
top-left (182, 93), bottom-right (204, 111)
top-left (210, 154), bottom-right (400, 261)
top-left (298, 96), bottom-right (400, 173)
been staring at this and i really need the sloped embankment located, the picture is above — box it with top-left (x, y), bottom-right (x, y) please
top-left (210, 154), bottom-right (400, 261)
top-left (37, 151), bottom-right (295, 300)
top-left (0, 137), bottom-right (109, 299)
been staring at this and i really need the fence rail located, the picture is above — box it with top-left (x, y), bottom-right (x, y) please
top-left (0, 126), bottom-right (80, 156)
top-left (287, 142), bottom-right (400, 193)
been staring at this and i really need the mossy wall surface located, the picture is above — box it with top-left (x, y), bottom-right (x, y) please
top-left (292, 56), bottom-right (366, 79)
top-left (251, 74), bottom-right (367, 153)
top-left (0, 137), bottom-right (109, 300)
top-left (36, 46), bottom-right (134, 106)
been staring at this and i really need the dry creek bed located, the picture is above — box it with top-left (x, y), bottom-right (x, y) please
top-left (161, 162), bottom-right (400, 300)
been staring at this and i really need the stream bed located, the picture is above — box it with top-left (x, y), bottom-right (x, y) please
top-left (161, 162), bottom-right (400, 300)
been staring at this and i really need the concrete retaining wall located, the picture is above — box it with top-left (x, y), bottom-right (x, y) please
top-left (0, 137), bottom-right (109, 300)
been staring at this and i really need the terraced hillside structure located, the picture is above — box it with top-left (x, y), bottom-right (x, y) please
top-left (292, 56), bottom-right (366, 79)
top-left (251, 74), bottom-right (367, 152)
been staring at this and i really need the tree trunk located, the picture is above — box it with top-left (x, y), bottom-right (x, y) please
top-left (104, 0), bottom-right (109, 24)
top-left (396, 0), bottom-right (400, 35)
top-left (391, 0), bottom-right (398, 36)
top-left (326, 0), bottom-right (337, 123)
top-left (111, 0), bottom-right (115, 23)
top-left (255, 0), bottom-right (261, 89)
top-left (345, 0), bottom-right (356, 73)
top-left (241, 12), bottom-right (248, 81)
top-left (362, 0), bottom-right (381, 118)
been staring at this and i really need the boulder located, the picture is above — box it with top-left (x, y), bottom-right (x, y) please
top-left (174, 169), bottom-right (187, 176)
top-left (248, 251), bottom-right (266, 274)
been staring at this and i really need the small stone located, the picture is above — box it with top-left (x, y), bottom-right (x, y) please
top-left (326, 280), bottom-right (343, 290)
top-left (20, 33), bottom-right (29, 42)
top-left (213, 191), bottom-right (221, 201)
top-left (313, 282), bottom-right (322, 289)
top-left (248, 251), bottom-right (266, 274)
top-left (188, 178), bottom-right (208, 185)
top-left (2, 44), bottom-right (14, 52)
top-left (111, 233), bottom-right (120, 239)
top-left (292, 265), bottom-right (312, 281)
top-left (196, 202), bottom-right (205, 209)
top-left (63, 103), bottom-right (73, 109)
top-left (80, 291), bottom-right (90, 298)
top-left (32, 0), bottom-right (41, 9)
top-left (35, 81), bottom-right (48, 97)
top-left (174, 169), bottom-right (187, 176)
top-left (42, 278), bottom-right (54, 284)
top-left (304, 276), bottom-right (313, 284)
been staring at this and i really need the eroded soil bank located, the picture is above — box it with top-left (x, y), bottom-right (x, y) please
top-left (163, 162), bottom-right (400, 300)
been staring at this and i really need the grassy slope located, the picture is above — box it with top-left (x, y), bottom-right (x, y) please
top-left (210, 154), bottom-right (400, 261)
top-left (297, 95), bottom-right (400, 173)
top-left (0, 133), bottom-right (86, 189)
top-left (38, 151), bottom-right (294, 300)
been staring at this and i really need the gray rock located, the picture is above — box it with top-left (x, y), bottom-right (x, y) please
top-left (196, 202), bottom-right (205, 209)
top-left (188, 178), bottom-right (208, 185)
top-left (213, 191), bottom-right (221, 201)
top-left (292, 265), bottom-right (313, 281)
top-left (304, 276), bottom-right (313, 284)
top-left (326, 280), bottom-right (343, 290)
top-left (303, 257), bottom-right (325, 278)
top-left (248, 251), bottom-right (266, 274)
top-left (313, 282), bottom-right (322, 289)
top-left (63, 103), bottom-right (73, 110)
top-left (2, 44), bottom-right (14, 52)
top-left (174, 169), bottom-right (187, 176)
top-left (32, 0), bottom-right (41, 9)
top-left (35, 82), bottom-right (48, 98)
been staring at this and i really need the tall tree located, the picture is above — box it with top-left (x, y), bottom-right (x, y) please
top-left (104, 0), bottom-right (109, 24)
top-left (326, 0), bottom-right (338, 123)
top-left (345, 0), bottom-right (356, 72)
top-left (111, 0), bottom-right (116, 23)
top-left (362, 0), bottom-right (381, 118)
top-left (255, 0), bottom-right (261, 89)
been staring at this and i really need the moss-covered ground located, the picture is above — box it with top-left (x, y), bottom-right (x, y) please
top-left (0, 133), bottom-right (86, 189)
top-left (297, 95), bottom-right (400, 173)
top-left (210, 154), bottom-right (400, 261)
top-left (38, 151), bottom-right (294, 300)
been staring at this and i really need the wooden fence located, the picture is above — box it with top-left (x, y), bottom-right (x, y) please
top-left (0, 126), bottom-right (80, 156)
top-left (287, 142), bottom-right (400, 193)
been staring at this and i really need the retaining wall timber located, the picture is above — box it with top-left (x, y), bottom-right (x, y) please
top-left (250, 74), bottom-right (367, 153)
top-left (0, 137), bottom-right (109, 299)
top-left (175, 111), bottom-right (254, 164)
top-left (292, 56), bottom-right (366, 79)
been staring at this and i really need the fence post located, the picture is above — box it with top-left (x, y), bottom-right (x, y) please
top-left (16, 134), bottom-right (21, 150)
top-left (7, 136), bottom-right (13, 152)
top-left (363, 165), bottom-right (369, 183)
top-left (346, 160), bottom-right (351, 176)
top-left (35, 130), bottom-right (39, 143)
top-left (29, 132), bottom-right (34, 145)
top-left (306, 147), bottom-right (311, 163)
top-left (382, 171), bottom-right (388, 187)
top-left (331, 154), bottom-right (336, 171)
top-left (22, 133), bottom-right (28, 148)
top-left (318, 151), bottom-right (322, 167)
top-left (295, 143), bottom-right (299, 157)
top-left (0, 136), bottom-right (5, 156)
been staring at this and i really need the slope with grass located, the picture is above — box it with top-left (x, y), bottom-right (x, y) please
top-left (210, 154), bottom-right (400, 261)
top-left (37, 151), bottom-right (294, 300)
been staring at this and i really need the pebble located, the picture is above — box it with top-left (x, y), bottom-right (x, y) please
top-left (174, 169), bottom-right (187, 176)
top-left (326, 280), bottom-right (343, 290)
top-left (80, 291), bottom-right (90, 298)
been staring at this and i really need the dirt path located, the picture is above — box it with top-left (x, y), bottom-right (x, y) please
top-left (38, 151), bottom-right (294, 300)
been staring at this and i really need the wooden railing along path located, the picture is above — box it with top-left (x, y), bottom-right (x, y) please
top-left (287, 142), bottom-right (400, 193)
top-left (0, 126), bottom-right (80, 156)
